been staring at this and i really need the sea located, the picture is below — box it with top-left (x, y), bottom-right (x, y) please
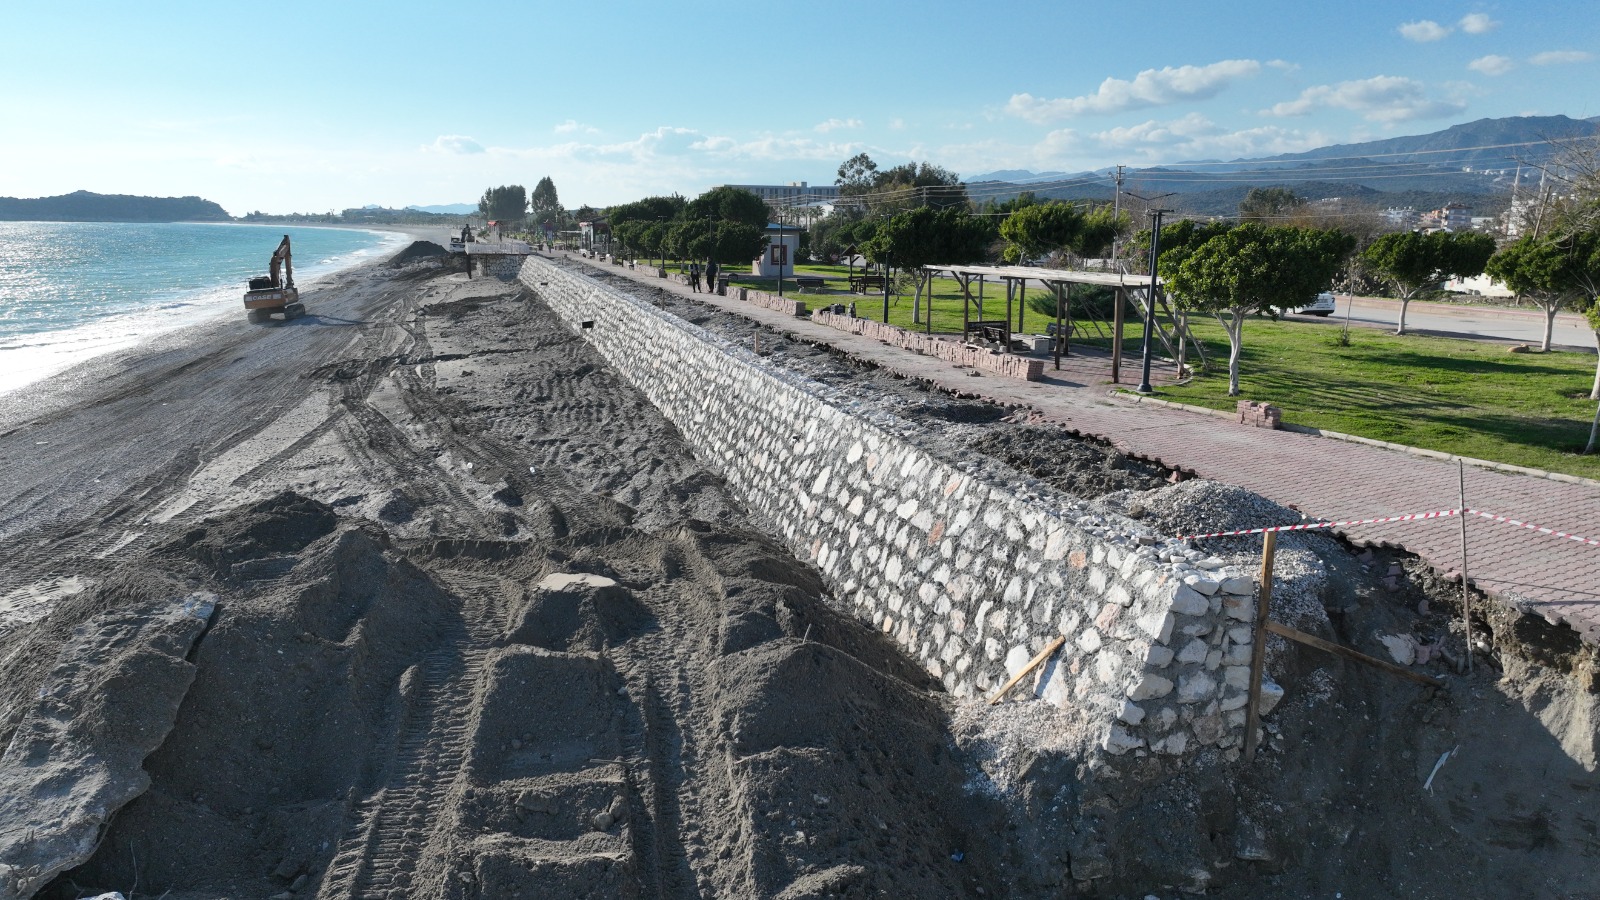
top-left (0, 222), bottom-right (410, 395)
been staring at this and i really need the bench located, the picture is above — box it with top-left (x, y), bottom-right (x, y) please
top-left (793, 275), bottom-right (827, 292)
top-left (848, 274), bottom-right (885, 293)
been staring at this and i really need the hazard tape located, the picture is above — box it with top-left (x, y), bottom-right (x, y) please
top-left (1177, 506), bottom-right (1599, 549)
top-left (1176, 509), bottom-right (1461, 541)
top-left (1465, 509), bottom-right (1600, 548)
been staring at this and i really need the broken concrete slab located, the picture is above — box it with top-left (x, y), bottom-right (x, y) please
top-left (0, 593), bottom-right (216, 900)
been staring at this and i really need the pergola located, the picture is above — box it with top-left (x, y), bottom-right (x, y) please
top-left (920, 264), bottom-right (1205, 382)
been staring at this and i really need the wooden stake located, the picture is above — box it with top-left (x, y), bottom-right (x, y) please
top-left (1244, 530), bottom-right (1277, 762)
top-left (987, 635), bottom-right (1067, 705)
top-left (1458, 460), bottom-right (1474, 674)
top-left (1264, 621), bottom-right (1445, 688)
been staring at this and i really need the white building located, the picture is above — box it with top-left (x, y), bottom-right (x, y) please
top-left (752, 223), bottom-right (800, 277)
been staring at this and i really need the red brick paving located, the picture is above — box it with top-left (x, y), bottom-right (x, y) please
top-left (563, 256), bottom-right (1600, 644)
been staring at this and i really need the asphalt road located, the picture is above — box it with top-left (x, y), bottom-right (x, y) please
top-left (1291, 295), bottom-right (1596, 351)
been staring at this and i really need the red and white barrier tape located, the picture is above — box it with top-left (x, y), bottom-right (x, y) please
top-left (1178, 507), bottom-right (1599, 548)
top-left (1176, 509), bottom-right (1460, 541)
top-left (1464, 509), bottom-right (1600, 547)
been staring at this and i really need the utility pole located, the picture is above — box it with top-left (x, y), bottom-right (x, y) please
top-left (1123, 190), bottom-right (1177, 394)
top-left (1111, 165), bottom-right (1126, 264)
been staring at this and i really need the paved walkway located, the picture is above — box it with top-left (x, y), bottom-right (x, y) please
top-left (557, 256), bottom-right (1600, 644)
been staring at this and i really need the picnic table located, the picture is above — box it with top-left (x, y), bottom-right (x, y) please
top-left (848, 274), bottom-right (885, 293)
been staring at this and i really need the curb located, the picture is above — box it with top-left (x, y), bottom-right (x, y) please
top-left (1111, 390), bottom-right (1600, 488)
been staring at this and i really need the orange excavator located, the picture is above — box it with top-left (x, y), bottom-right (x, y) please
top-left (242, 235), bottom-right (306, 323)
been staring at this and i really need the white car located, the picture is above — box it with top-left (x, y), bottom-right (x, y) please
top-left (1278, 291), bottom-right (1336, 317)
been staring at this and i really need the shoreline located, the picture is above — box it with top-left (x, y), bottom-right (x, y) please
top-left (0, 224), bottom-right (429, 398)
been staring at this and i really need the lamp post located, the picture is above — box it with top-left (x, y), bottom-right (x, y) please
top-left (777, 215), bottom-right (786, 297)
top-left (1123, 191), bottom-right (1176, 395)
top-left (882, 248), bottom-right (891, 323)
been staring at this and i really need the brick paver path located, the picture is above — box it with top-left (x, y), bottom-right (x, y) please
top-left (559, 256), bottom-right (1600, 644)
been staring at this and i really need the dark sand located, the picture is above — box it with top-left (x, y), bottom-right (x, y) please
top-left (0, 249), bottom-right (1594, 899)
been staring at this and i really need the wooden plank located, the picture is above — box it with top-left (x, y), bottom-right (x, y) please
top-left (987, 635), bottom-right (1067, 705)
top-left (1265, 620), bottom-right (1446, 687)
top-left (1244, 531), bottom-right (1277, 762)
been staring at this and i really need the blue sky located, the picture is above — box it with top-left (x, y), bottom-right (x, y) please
top-left (1, 0), bottom-right (1594, 214)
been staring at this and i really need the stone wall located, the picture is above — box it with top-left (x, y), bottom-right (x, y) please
top-left (520, 257), bottom-right (1270, 759)
top-left (811, 309), bottom-right (1045, 381)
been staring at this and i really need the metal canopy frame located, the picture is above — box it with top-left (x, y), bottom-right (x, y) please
top-left (922, 264), bottom-right (1205, 381)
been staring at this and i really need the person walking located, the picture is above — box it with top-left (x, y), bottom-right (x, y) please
top-left (705, 259), bottom-right (719, 295)
top-left (689, 261), bottom-right (702, 293)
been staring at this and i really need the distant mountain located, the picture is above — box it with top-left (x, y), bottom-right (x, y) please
top-left (407, 203), bottom-right (477, 215)
top-left (959, 114), bottom-right (1597, 213)
top-left (0, 190), bottom-right (230, 222)
top-left (965, 169), bottom-right (1071, 184)
top-left (1239, 115), bottom-right (1600, 171)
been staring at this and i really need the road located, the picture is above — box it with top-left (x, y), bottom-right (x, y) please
top-left (1293, 295), bottom-right (1596, 351)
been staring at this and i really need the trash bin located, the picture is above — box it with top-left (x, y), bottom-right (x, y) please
top-left (716, 276), bottom-right (730, 296)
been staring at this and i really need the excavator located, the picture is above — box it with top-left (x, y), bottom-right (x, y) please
top-left (242, 235), bottom-right (306, 323)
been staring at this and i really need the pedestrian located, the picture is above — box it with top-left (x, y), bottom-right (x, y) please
top-left (689, 261), bottom-right (701, 292)
top-left (705, 259), bottom-right (719, 294)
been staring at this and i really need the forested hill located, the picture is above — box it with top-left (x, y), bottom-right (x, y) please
top-left (0, 190), bottom-right (230, 222)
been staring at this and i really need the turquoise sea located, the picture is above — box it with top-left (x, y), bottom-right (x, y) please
top-left (0, 222), bottom-right (406, 393)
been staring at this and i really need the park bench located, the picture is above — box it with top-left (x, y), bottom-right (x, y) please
top-left (793, 275), bottom-right (827, 292)
top-left (848, 274), bottom-right (885, 293)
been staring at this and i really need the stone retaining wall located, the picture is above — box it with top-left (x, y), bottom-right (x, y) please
top-left (743, 288), bottom-right (807, 316)
top-left (520, 256), bottom-right (1272, 759)
top-left (811, 309), bottom-right (1045, 381)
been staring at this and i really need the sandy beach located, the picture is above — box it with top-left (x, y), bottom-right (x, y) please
top-left (1, 248), bottom-right (1596, 899)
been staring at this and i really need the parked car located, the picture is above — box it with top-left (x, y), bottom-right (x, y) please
top-left (1275, 291), bottom-right (1336, 317)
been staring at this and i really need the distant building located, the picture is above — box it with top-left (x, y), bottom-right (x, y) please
top-left (721, 181), bottom-right (840, 204)
top-left (1382, 207), bottom-right (1419, 229)
top-left (752, 222), bottom-right (801, 277)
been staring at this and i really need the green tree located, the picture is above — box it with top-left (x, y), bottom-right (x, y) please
top-left (607, 194), bottom-right (687, 228)
top-left (1168, 223), bottom-right (1355, 395)
top-left (862, 206), bottom-right (991, 323)
top-left (1362, 230), bottom-right (1498, 335)
top-left (999, 202), bottom-right (1088, 263)
top-left (530, 177), bottom-right (563, 231)
top-left (1487, 229), bottom-right (1600, 356)
top-left (477, 185), bottom-right (527, 225)
top-left (835, 152), bottom-right (879, 197)
top-left (1237, 187), bottom-right (1305, 223)
top-left (686, 186), bottom-right (769, 232)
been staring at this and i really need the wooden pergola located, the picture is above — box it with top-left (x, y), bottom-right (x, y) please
top-left (920, 264), bottom-right (1206, 382)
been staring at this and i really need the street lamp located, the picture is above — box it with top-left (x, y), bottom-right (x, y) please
top-left (777, 215), bottom-right (786, 297)
top-left (1124, 191), bottom-right (1176, 394)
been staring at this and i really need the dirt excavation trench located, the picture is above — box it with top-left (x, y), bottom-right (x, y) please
top-left (0, 250), bottom-right (1596, 899)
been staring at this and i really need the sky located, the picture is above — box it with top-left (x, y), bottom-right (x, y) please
top-left (1, 0), bottom-right (1595, 215)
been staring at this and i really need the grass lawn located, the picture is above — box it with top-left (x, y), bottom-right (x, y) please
top-left (707, 265), bottom-right (1600, 478)
top-left (1148, 316), bottom-right (1600, 480)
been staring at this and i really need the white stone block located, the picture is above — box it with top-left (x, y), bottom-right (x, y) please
top-left (1004, 644), bottom-right (1033, 678)
top-left (1223, 665), bottom-right (1252, 690)
top-left (1182, 573), bottom-right (1221, 595)
top-left (1138, 610), bottom-right (1175, 644)
top-left (1170, 585), bottom-right (1210, 616)
top-left (1117, 700), bottom-right (1146, 725)
top-left (1127, 673), bottom-right (1174, 700)
top-left (1177, 671), bottom-right (1217, 703)
top-left (1259, 677), bottom-right (1286, 716)
top-left (1146, 644), bottom-right (1175, 668)
top-left (1177, 638), bottom-right (1208, 665)
top-left (1220, 576), bottom-right (1253, 594)
top-left (1104, 725), bottom-right (1145, 755)
top-left (1108, 585), bottom-right (1133, 607)
top-left (1077, 628), bottom-right (1103, 654)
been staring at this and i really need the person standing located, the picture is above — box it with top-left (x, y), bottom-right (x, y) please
top-left (705, 259), bottom-right (719, 295)
top-left (689, 261), bottom-right (702, 293)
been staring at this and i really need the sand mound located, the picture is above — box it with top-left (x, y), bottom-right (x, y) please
top-left (388, 240), bottom-right (449, 267)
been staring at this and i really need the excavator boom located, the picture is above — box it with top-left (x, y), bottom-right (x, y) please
top-left (243, 234), bottom-right (305, 322)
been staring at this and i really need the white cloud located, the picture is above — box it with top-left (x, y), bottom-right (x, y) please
top-left (1468, 55), bottom-right (1515, 75)
top-left (1531, 50), bottom-right (1594, 66)
top-left (1265, 75), bottom-right (1466, 122)
top-left (814, 117), bottom-right (862, 133)
top-left (554, 119), bottom-right (599, 135)
top-left (1266, 59), bottom-right (1301, 73)
top-left (888, 118), bottom-right (906, 131)
top-left (426, 134), bottom-right (485, 154)
top-left (1005, 59), bottom-right (1262, 122)
top-left (1399, 20), bottom-right (1451, 42)
top-left (1458, 13), bottom-right (1499, 34)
